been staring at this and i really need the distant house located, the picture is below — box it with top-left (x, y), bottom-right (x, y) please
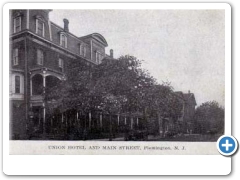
top-left (174, 91), bottom-right (197, 134)
top-left (150, 90), bottom-right (197, 137)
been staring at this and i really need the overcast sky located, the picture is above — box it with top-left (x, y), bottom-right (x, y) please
top-left (49, 10), bottom-right (225, 106)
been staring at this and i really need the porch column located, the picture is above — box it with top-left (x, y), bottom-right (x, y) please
top-left (30, 77), bottom-right (32, 96)
top-left (50, 117), bottom-right (53, 131)
top-left (38, 111), bottom-right (41, 126)
top-left (76, 111), bottom-right (80, 128)
top-left (131, 117), bottom-right (133, 129)
top-left (117, 115), bottom-right (120, 126)
top-left (124, 117), bottom-right (127, 125)
top-left (43, 103), bottom-right (46, 134)
top-left (136, 117), bottom-right (139, 126)
top-left (100, 113), bottom-right (102, 128)
top-left (61, 113), bottom-right (64, 123)
top-left (43, 75), bottom-right (46, 134)
top-left (89, 112), bottom-right (92, 129)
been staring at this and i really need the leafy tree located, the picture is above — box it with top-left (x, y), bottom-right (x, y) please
top-left (45, 60), bottom-right (94, 113)
top-left (194, 101), bottom-right (224, 134)
top-left (45, 55), bottom-right (184, 138)
top-left (141, 83), bottom-right (183, 135)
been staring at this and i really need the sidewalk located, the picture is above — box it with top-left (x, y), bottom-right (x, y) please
top-left (88, 137), bottom-right (125, 141)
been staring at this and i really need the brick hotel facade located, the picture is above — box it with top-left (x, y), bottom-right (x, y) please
top-left (9, 9), bottom-right (196, 140)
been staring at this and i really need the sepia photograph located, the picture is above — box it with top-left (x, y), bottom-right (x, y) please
top-left (9, 8), bottom-right (225, 144)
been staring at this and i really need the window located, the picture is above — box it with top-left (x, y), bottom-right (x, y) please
top-left (58, 58), bottom-right (63, 71)
top-left (79, 44), bottom-right (87, 57)
top-left (37, 49), bottom-right (44, 65)
top-left (13, 48), bottom-right (19, 65)
top-left (13, 16), bottom-right (21, 33)
top-left (83, 47), bottom-right (87, 57)
top-left (60, 33), bottom-right (67, 48)
top-left (96, 52), bottom-right (99, 63)
top-left (36, 19), bottom-right (45, 37)
top-left (79, 44), bottom-right (82, 55)
top-left (58, 58), bottom-right (63, 68)
top-left (15, 76), bottom-right (20, 93)
top-left (96, 52), bottom-right (103, 64)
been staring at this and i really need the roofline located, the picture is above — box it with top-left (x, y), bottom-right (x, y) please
top-left (50, 21), bottom-right (87, 45)
top-left (10, 30), bottom-right (97, 65)
top-left (79, 33), bottom-right (108, 47)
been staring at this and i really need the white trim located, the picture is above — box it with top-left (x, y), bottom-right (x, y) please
top-left (43, 23), bottom-right (45, 37)
top-left (26, 10), bottom-right (29, 29)
top-left (48, 20), bottom-right (52, 41)
top-left (13, 18), bottom-right (16, 33)
top-left (35, 19), bottom-right (38, 34)
top-left (30, 78), bottom-right (32, 96)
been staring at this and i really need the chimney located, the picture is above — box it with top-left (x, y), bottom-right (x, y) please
top-left (63, 18), bottom-right (69, 32)
top-left (110, 49), bottom-right (113, 58)
top-left (188, 90), bottom-right (190, 94)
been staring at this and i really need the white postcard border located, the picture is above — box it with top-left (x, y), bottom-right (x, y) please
top-left (3, 2), bottom-right (231, 175)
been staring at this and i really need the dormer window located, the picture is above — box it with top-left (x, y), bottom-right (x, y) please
top-left (96, 51), bottom-right (103, 64)
top-left (60, 33), bottom-right (67, 48)
top-left (79, 43), bottom-right (86, 57)
top-left (79, 43), bottom-right (82, 55)
top-left (13, 16), bottom-right (21, 33)
top-left (83, 47), bottom-right (86, 57)
top-left (35, 16), bottom-right (45, 37)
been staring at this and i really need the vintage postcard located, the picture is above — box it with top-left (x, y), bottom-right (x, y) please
top-left (3, 2), bottom-right (231, 175)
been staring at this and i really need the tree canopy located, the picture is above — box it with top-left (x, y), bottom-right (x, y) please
top-left (194, 101), bottom-right (224, 134)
